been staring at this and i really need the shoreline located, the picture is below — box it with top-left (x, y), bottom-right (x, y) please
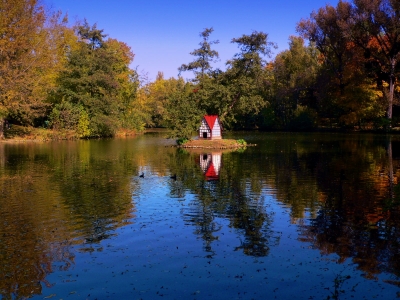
top-left (174, 139), bottom-right (254, 149)
top-left (0, 126), bottom-right (140, 144)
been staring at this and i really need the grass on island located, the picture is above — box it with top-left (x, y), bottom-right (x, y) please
top-left (178, 138), bottom-right (248, 149)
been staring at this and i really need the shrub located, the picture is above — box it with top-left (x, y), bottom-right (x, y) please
top-left (49, 102), bottom-right (91, 137)
top-left (89, 114), bottom-right (117, 137)
top-left (49, 102), bottom-right (81, 130)
top-left (77, 108), bottom-right (91, 138)
top-left (176, 137), bottom-right (189, 145)
top-left (236, 139), bottom-right (247, 146)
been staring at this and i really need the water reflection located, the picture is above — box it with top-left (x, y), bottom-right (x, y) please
top-left (175, 149), bottom-right (279, 257)
top-left (297, 136), bottom-right (400, 283)
top-left (0, 139), bottom-right (142, 299)
top-left (0, 161), bottom-right (75, 298)
top-left (198, 152), bottom-right (222, 181)
top-left (2, 133), bottom-right (400, 298)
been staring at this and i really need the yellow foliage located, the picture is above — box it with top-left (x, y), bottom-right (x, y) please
top-left (0, 0), bottom-right (75, 123)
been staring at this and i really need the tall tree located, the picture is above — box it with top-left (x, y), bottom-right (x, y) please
top-left (54, 20), bottom-right (139, 137)
top-left (297, 1), bottom-right (354, 95)
top-left (171, 27), bottom-right (220, 136)
top-left (297, 0), bottom-right (386, 127)
top-left (349, 0), bottom-right (400, 124)
top-left (272, 36), bottom-right (320, 129)
top-left (177, 30), bottom-right (275, 130)
top-left (0, 0), bottom-right (66, 138)
top-left (105, 38), bottom-right (142, 131)
top-left (165, 80), bottom-right (202, 139)
top-left (217, 31), bottom-right (275, 125)
top-left (141, 72), bottom-right (189, 128)
top-left (178, 27), bottom-right (219, 82)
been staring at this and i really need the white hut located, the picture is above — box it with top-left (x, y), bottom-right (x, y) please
top-left (199, 115), bottom-right (222, 140)
top-left (199, 152), bottom-right (222, 181)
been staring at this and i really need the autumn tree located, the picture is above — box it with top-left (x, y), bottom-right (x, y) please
top-left (297, 1), bottom-right (355, 96)
top-left (139, 72), bottom-right (192, 128)
top-left (105, 38), bottom-right (143, 131)
top-left (297, 0), bottom-right (386, 128)
top-left (297, 0), bottom-right (349, 125)
top-left (0, 0), bottom-right (69, 138)
top-left (348, 0), bottom-right (400, 125)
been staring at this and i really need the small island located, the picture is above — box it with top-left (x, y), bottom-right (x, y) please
top-left (178, 138), bottom-right (252, 149)
top-left (173, 115), bottom-right (255, 149)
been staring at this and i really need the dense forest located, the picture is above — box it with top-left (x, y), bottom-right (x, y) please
top-left (1, 0), bottom-right (400, 140)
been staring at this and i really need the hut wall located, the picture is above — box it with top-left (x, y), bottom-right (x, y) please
top-left (200, 154), bottom-right (211, 172)
top-left (199, 119), bottom-right (211, 139)
top-left (211, 119), bottom-right (221, 140)
top-left (211, 153), bottom-right (221, 174)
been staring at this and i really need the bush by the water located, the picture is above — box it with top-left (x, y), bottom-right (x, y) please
top-left (236, 139), bottom-right (247, 146)
top-left (176, 137), bottom-right (189, 145)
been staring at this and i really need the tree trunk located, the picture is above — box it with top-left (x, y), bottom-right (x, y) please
top-left (387, 58), bottom-right (396, 125)
top-left (388, 76), bottom-right (394, 120)
top-left (0, 117), bottom-right (4, 140)
top-left (387, 137), bottom-right (394, 201)
top-left (0, 143), bottom-right (4, 168)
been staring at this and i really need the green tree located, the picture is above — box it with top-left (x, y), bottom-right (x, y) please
top-left (176, 30), bottom-right (275, 130)
top-left (216, 31), bottom-right (275, 127)
top-left (271, 36), bottom-right (320, 129)
top-left (178, 27), bottom-right (219, 83)
top-left (140, 72), bottom-right (190, 128)
top-left (177, 27), bottom-right (221, 117)
top-left (53, 20), bottom-right (139, 136)
top-left (165, 80), bottom-right (203, 139)
top-left (170, 27), bottom-right (221, 137)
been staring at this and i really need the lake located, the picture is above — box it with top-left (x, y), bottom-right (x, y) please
top-left (1, 131), bottom-right (399, 299)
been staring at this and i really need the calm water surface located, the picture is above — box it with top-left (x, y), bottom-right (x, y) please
top-left (1, 131), bottom-right (400, 299)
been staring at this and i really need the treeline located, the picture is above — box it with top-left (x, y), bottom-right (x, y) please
top-left (0, 0), bottom-right (144, 139)
top-left (1, 0), bottom-right (400, 140)
top-left (141, 0), bottom-right (400, 138)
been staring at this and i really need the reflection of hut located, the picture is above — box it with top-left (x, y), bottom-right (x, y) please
top-left (199, 152), bottom-right (222, 181)
top-left (199, 115), bottom-right (222, 140)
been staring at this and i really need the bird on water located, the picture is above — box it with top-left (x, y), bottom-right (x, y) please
top-left (139, 172), bottom-right (144, 178)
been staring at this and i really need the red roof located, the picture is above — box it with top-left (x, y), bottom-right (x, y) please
top-left (205, 163), bottom-right (219, 180)
top-left (204, 115), bottom-right (219, 130)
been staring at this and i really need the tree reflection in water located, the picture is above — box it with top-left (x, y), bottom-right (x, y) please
top-left (0, 140), bottom-right (138, 299)
top-left (169, 149), bottom-right (280, 258)
top-left (295, 136), bottom-right (400, 284)
top-left (174, 134), bottom-right (400, 288)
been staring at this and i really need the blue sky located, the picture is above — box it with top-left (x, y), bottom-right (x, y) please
top-left (47, 0), bottom-right (339, 81)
